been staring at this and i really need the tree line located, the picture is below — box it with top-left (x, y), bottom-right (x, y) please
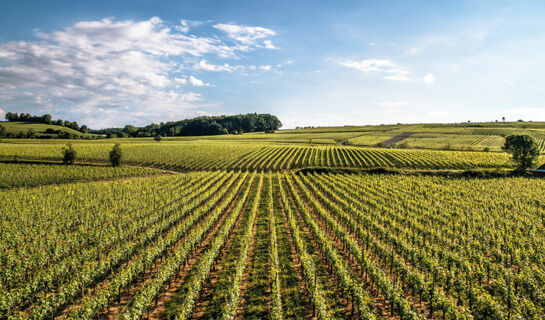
top-left (92, 113), bottom-right (282, 138)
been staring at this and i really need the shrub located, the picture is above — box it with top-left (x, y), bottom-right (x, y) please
top-left (109, 143), bottom-right (122, 167)
top-left (62, 144), bottom-right (76, 164)
top-left (154, 135), bottom-right (162, 142)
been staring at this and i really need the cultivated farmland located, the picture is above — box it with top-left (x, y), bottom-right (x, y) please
top-left (1, 123), bottom-right (545, 320)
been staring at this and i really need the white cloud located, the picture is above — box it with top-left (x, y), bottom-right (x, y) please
top-left (213, 23), bottom-right (276, 50)
top-left (189, 75), bottom-right (210, 87)
top-left (174, 76), bottom-right (210, 87)
top-left (195, 59), bottom-right (234, 72)
top-left (0, 108), bottom-right (4, 118)
top-left (407, 48), bottom-right (419, 54)
top-left (259, 65), bottom-right (272, 71)
top-left (174, 77), bottom-right (187, 85)
top-left (378, 100), bottom-right (408, 107)
top-left (0, 17), bottom-right (277, 127)
top-left (423, 73), bottom-right (436, 84)
top-left (176, 19), bottom-right (204, 33)
top-left (339, 59), bottom-right (410, 81)
top-left (263, 40), bottom-right (277, 49)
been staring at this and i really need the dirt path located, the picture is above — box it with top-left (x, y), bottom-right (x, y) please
top-left (379, 132), bottom-right (414, 146)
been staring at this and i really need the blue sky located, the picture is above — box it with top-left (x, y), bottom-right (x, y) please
top-left (0, 0), bottom-right (544, 128)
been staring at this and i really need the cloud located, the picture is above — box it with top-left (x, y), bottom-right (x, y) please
top-left (0, 17), bottom-right (277, 127)
top-left (407, 48), bottom-right (419, 54)
top-left (195, 59), bottom-right (234, 72)
top-left (189, 76), bottom-right (210, 87)
top-left (213, 23), bottom-right (276, 50)
top-left (0, 108), bottom-right (4, 118)
top-left (174, 75), bottom-right (210, 87)
top-left (339, 59), bottom-right (410, 81)
top-left (423, 73), bottom-right (435, 84)
top-left (378, 100), bottom-right (408, 107)
top-left (176, 19), bottom-right (204, 33)
top-left (174, 77), bottom-right (187, 85)
top-left (194, 60), bottom-right (273, 73)
top-left (263, 40), bottom-right (277, 49)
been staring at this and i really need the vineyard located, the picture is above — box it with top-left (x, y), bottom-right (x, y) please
top-left (0, 163), bottom-right (164, 188)
top-left (1, 170), bottom-right (545, 320)
top-left (1, 121), bottom-right (545, 320)
top-left (0, 142), bottom-right (517, 171)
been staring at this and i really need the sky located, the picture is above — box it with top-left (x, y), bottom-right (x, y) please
top-left (0, 0), bottom-right (544, 129)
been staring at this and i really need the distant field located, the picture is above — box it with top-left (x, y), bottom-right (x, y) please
top-left (391, 133), bottom-right (506, 151)
top-left (0, 141), bottom-right (518, 170)
top-left (2, 121), bottom-right (545, 152)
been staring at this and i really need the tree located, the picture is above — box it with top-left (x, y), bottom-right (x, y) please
top-left (42, 114), bottom-right (52, 124)
top-left (503, 134), bottom-right (540, 171)
top-left (123, 125), bottom-right (138, 137)
top-left (5, 112), bottom-right (18, 121)
top-left (62, 144), bottom-right (76, 164)
top-left (0, 125), bottom-right (6, 138)
top-left (154, 134), bottom-right (162, 142)
top-left (109, 143), bottom-right (122, 166)
top-left (80, 125), bottom-right (89, 133)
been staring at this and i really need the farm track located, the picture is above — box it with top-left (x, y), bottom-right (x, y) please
top-left (380, 132), bottom-right (415, 146)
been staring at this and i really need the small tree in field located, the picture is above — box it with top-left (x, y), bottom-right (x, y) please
top-left (154, 134), bottom-right (162, 142)
top-left (503, 134), bottom-right (540, 172)
top-left (109, 143), bottom-right (122, 167)
top-left (62, 144), bottom-right (76, 164)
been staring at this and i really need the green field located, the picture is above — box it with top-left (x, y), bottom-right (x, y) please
top-left (3, 121), bottom-right (545, 153)
top-left (1, 123), bottom-right (545, 320)
top-left (0, 121), bottom-right (96, 138)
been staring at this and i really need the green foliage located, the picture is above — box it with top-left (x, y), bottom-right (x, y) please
top-left (154, 134), bottom-right (162, 142)
top-left (93, 113), bottom-right (282, 137)
top-left (109, 143), bottom-right (122, 166)
top-left (61, 143), bottom-right (76, 164)
top-left (503, 134), bottom-right (540, 171)
top-left (0, 163), bottom-right (161, 188)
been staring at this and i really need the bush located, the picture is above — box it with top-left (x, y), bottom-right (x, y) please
top-left (109, 143), bottom-right (122, 167)
top-left (154, 135), bottom-right (162, 142)
top-left (62, 144), bottom-right (76, 164)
